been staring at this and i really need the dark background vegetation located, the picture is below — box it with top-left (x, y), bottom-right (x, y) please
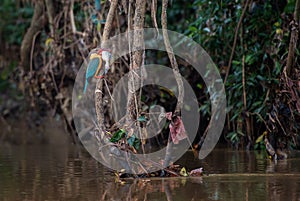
top-left (0, 0), bottom-right (299, 155)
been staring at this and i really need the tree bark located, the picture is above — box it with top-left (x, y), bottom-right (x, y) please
top-left (20, 1), bottom-right (45, 71)
top-left (132, 0), bottom-right (146, 69)
top-left (286, 0), bottom-right (300, 76)
top-left (126, 0), bottom-right (146, 125)
top-left (161, 0), bottom-right (183, 114)
top-left (161, 0), bottom-right (186, 168)
top-left (102, 0), bottom-right (119, 42)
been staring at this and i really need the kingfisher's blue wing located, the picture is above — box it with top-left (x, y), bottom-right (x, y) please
top-left (86, 57), bottom-right (100, 79)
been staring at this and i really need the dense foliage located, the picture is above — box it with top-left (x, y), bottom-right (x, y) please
top-left (186, 0), bottom-right (298, 149)
top-left (0, 0), bottom-right (33, 114)
top-left (0, 0), bottom-right (299, 152)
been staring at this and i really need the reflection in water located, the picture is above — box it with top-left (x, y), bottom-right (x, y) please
top-left (0, 145), bottom-right (300, 200)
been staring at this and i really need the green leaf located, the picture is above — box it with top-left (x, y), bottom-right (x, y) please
top-left (127, 135), bottom-right (135, 146)
top-left (189, 26), bottom-right (198, 32)
top-left (196, 83), bottom-right (203, 89)
top-left (180, 167), bottom-right (188, 177)
top-left (260, 144), bottom-right (266, 150)
top-left (127, 134), bottom-right (141, 150)
top-left (256, 75), bottom-right (265, 81)
top-left (245, 54), bottom-right (255, 65)
top-left (137, 116), bottom-right (147, 122)
top-left (133, 140), bottom-right (140, 150)
top-left (232, 60), bottom-right (241, 65)
top-left (110, 129), bottom-right (126, 142)
top-left (275, 61), bottom-right (281, 75)
top-left (255, 133), bottom-right (265, 144)
top-left (97, 22), bottom-right (101, 32)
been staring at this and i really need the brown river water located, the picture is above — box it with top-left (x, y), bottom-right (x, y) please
top-left (1, 142), bottom-right (300, 201)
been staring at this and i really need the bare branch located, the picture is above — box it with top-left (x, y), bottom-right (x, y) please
top-left (102, 0), bottom-right (119, 42)
top-left (151, 0), bottom-right (159, 34)
top-left (224, 0), bottom-right (250, 85)
top-left (286, 0), bottom-right (300, 76)
top-left (96, 0), bottom-right (119, 131)
top-left (161, 0), bottom-right (183, 113)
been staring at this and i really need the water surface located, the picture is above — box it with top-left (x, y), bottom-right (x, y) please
top-left (1, 144), bottom-right (300, 201)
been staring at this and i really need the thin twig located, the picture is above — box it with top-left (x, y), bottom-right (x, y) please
top-left (45, 0), bottom-right (55, 37)
top-left (248, 112), bottom-right (271, 132)
top-left (242, 54), bottom-right (252, 146)
top-left (224, 0), bottom-right (250, 85)
top-left (30, 31), bottom-right (41, 73)
top-left (69, 0), bottom-right (77, 34)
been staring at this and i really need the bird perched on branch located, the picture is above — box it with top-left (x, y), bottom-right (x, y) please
top-left (83, 48), bottom-right (111, 94)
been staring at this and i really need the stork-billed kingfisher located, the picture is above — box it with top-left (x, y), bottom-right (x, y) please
top-left (83, 49), bottom-right (111, 94)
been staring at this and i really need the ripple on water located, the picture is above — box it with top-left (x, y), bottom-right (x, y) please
top-left (1, 145), bottom-right (300, 200)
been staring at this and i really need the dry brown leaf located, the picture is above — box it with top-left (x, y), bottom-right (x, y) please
top-left (189, 167), bottom-right (203, 176)
top-left (169, 116), bottom-right (187, 144)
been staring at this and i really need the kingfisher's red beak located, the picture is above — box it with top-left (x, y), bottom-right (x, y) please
top-left (97, 48), bottom-right (111, 55)
top-left (97, 49), bottom-right (103, 55)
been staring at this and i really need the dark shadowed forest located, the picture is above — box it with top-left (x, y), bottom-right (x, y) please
top-left (0, 0), bottom-right (299, 162)
top-left (1, 0), bottom-right (300, 200)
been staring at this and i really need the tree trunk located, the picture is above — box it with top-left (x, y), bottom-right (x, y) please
top-left (20, 1), bottom-right (45, 71)
top-left (286, 0), bottom-right (300, 76)
top-left (126, 0), bottom-right (146, 126)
